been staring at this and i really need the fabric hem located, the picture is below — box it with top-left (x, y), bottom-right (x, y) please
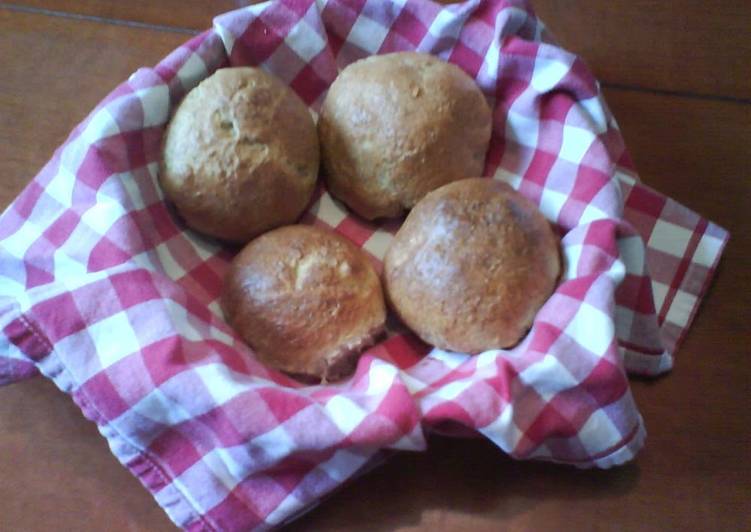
top-left (670, 230), bottom-right (730, 353)
top-left (3, 312), bottom-right (214, 532)
top-left (621, 348), bottom-right (674, 377)
top-left (537, 417), bottom-right (647, 470)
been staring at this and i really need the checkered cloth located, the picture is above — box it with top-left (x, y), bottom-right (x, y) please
top-left (0, 0), bottom-right (728, 530)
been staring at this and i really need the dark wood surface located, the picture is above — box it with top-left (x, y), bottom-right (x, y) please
top-left (2, 0), bottom-right (239, 30)
top-left (1, 1), bottom-right (749, 531)
top-left (9, 0), bottom-right (751, 98)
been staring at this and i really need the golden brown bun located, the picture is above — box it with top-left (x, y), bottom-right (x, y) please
top-left (222, 225), bottom-right (386, 381)
top-left (384, 178), bottom-right (560, 353)
top-left (160, 67), bottom-right (319, 243)
top-left (318, 52), bottom-right (492, 220)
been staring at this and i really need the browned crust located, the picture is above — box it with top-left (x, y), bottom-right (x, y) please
top-left (318, 52), bottom-right (492, 220)
top-left (160, 67), bottom-right (319, 243)
top-left (222, 225), bottom-right (386, 381)
top-left (383, 178), bottom-right (561, 353)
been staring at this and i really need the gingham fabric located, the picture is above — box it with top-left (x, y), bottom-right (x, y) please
top-left (0, 0), bottom-right (728, 530)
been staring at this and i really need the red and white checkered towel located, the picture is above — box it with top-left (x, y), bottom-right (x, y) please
top-left (0, 0), bottom-right (728, 530)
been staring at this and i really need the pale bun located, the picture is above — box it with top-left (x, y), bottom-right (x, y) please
top-left (160, 67), bottom-right (319, 243)
top-left (319, 52), bottom-right (492, 220)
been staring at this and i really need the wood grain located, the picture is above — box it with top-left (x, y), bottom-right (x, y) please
top-left (0, 3), bottom-right (749, 532)
top-left (1, 0), bottom-right (239, 31)
top-left (604, 88), bottom-right (751, 229)
top-left (534, 0), bottom-right (751, 100)
top-left (0, 8), bottom-right (186, 210)
top-left (0, 378), bottom-right (175, 532)
top-left (8, 0), bottom-right (751, 99)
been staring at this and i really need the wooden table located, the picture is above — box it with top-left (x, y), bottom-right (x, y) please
top-left (1, 1), bottom-right (749, 530)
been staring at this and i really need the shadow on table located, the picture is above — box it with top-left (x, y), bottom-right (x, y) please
top-left (288, 433), bottom-right (641, 531)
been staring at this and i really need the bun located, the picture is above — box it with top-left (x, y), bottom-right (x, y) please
top-left (384, 178), bottom-right (560, 353)
top-left (160, 67), bottom-right (319, 243)
top-left (222, 225), bottom-right (386, 381)
top-left (318, 52), bottom-right (492, 220)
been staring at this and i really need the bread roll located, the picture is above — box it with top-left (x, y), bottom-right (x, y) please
top-left (318, 52), bottom-right (492, 220)
top-left (160, 67), bottom-right (319, 243)
top-left (222, 225), bottom-right (386, 381)
top-left (384, 178), bottom-right (560, 353)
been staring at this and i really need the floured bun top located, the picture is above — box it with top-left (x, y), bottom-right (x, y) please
top-left (160, 67), bottom-right (319, 243)
top-left (319, 52), bottom-right (492, 220)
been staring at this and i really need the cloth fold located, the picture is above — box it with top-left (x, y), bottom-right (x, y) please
top-left (0, 0), bottom-right (728, 530)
